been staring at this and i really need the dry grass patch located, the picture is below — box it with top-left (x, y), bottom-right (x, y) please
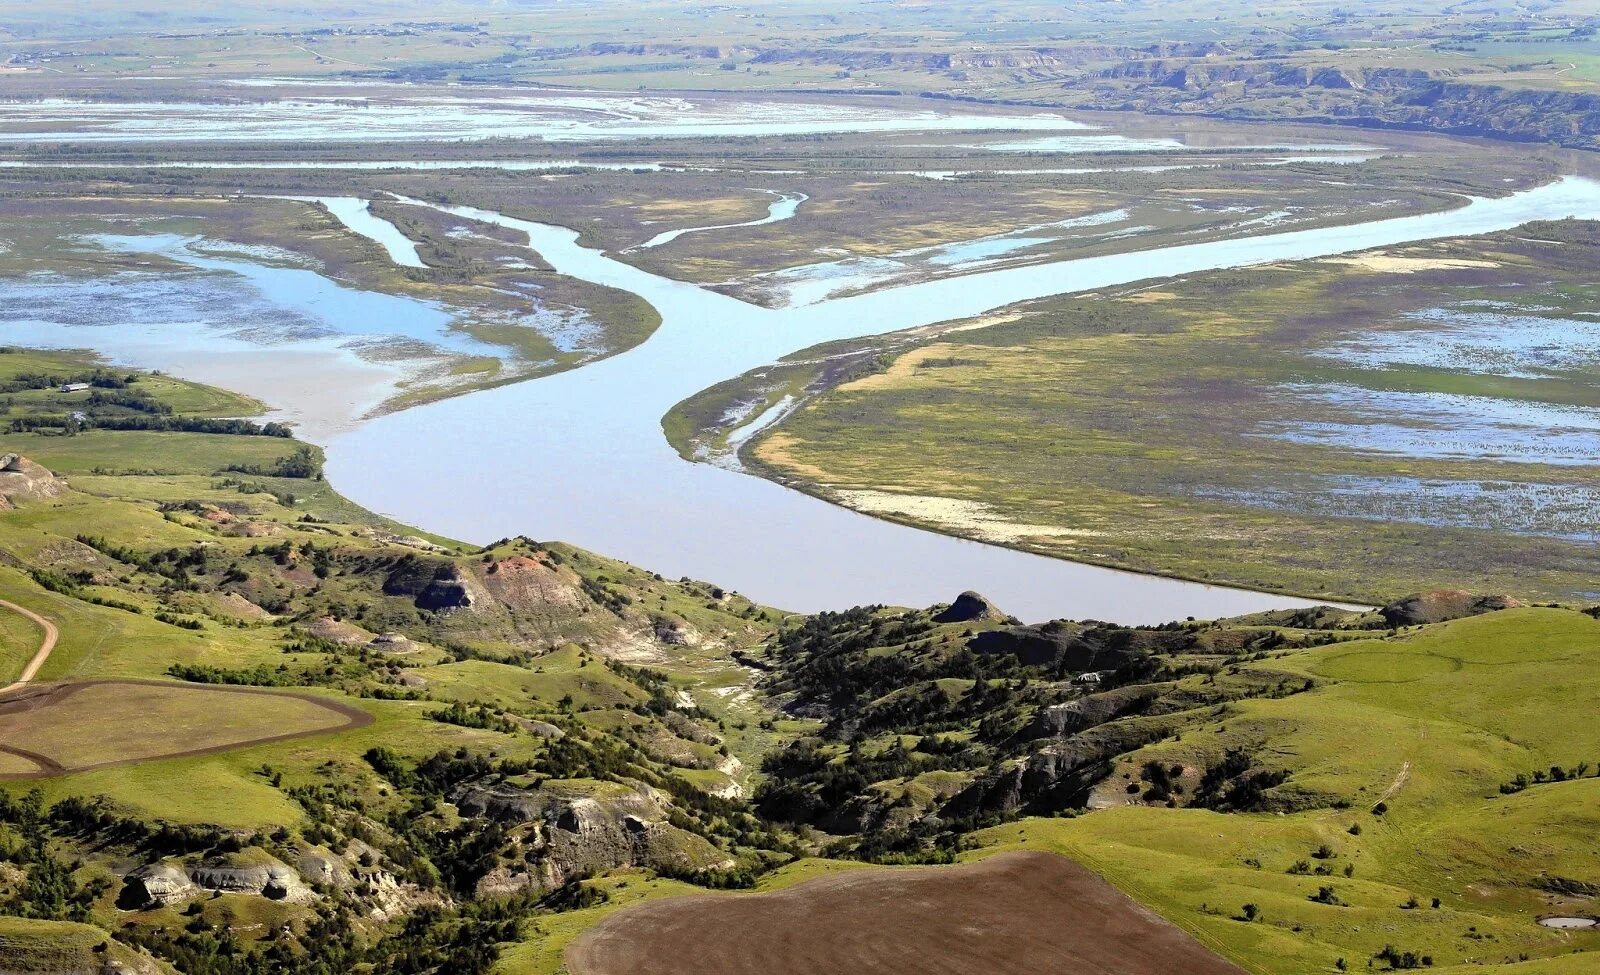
top-left (0, 680), bottom-right (368, 777)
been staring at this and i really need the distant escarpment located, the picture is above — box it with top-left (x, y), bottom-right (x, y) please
top-left (1076, 61), bottom-right (1600, 148)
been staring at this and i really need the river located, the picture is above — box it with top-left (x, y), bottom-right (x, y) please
top-left (322, 176), bottom-right (1600, 623)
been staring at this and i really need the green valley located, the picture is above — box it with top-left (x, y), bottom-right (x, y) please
top-left (4, 2), bottom-right (1600, 973)
top-left (0, 351), bottom-right (1596, 974)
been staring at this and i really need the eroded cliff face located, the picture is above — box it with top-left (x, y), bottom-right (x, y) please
top-left (0, 454), bottom-right (64, 510)
top-left (709, 34), bottom-right (1600, 149)
top-left (451, 774), bottom-right (732, 896)
top-left (1074, 62), bottom-right (1600, 148)
top-left (450, 780), bottom-right (735, 898)
top-left (121, 852), bottom-right (315, 909)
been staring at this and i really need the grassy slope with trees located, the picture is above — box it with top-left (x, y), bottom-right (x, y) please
top-left (0, 349), bottom-right (1595, 975)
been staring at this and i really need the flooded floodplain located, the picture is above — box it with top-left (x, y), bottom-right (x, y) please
top-left (2, 89), bottom-right (1594, 617)
top-left (0, 91), bottom-right (1101, 143)
top-left (325, 178), bottom-right (1600, 621)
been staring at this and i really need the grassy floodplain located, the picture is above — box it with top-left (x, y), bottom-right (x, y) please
top-left (0, 101), bottom-right (1561, 443)
top-left (690, 220), bottom-right (1600, 604)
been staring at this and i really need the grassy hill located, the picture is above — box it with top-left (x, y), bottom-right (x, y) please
top-left (0, 351), bottom-right (798, 972)
top-left (979, 608), bottom-right (1600, 973)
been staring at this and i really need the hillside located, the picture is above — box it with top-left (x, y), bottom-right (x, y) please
top-left (0, 351), bottom-right (793, 973)
top-left (988, 606), bottom-right (1600, 973)
top-left (0, 349), bottom-right (1595, 975)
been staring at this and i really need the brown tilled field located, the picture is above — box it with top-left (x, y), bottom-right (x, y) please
top-left (566, 850), bottom-right (1245, 975)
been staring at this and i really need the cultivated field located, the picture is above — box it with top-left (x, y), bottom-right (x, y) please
top-left (0, 680), bottom-right (369, 777)
top-left (565, 850), bottom-right (1244, 975)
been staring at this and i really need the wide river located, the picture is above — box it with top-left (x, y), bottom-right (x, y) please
top-left (324, 176), bottom-right (1600, 623)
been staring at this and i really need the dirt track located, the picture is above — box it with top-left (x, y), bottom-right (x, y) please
top-left (0, 597), bottom-right (59, 696)
top-left (566, 850), bottom-right (1246, 975)
top-left (0, 678), bottom-right (373, 779)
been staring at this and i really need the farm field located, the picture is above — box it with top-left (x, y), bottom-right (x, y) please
top-left (565, 850), bottom-right (1245, 975)
top-left (0, 681), bottom-right (368, 777)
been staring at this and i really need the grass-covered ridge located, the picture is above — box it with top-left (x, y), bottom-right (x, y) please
top-left (0, 350), bottom-right (797, 971)
top-left (979, 607), bottom-right (1600, 973)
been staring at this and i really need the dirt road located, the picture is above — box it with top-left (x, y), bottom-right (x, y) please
top-left (0, 598), bottom-right (58, 697)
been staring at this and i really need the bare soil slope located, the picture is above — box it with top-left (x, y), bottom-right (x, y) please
top-left (566, 850), bottom-right (1245, 975)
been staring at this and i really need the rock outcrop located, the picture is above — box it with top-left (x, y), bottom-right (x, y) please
top-left (1022, 683), bottom-right (1169, 741)
top-left (932, 591), bottom-right (1006, 624)
top-left (383, 558), bottom-right (480, 612)
top-left (510, 716), bottom-right (566, 739)
top-left (450, 780), bottom-right (734, 896)
top-left (187, 857), bottom-right (308, 901)
top-left (122, 852), bottom-right (315, 908)
top-left (294, 848), bottom-right (354, 889)
top-left (120, 862), bottom-right (197, 909)
top-left (0, 454), bottom-right (63, 509)
top-left (479, 555), bottom-right (585, 612)
top-left (966, 618), bottom-right (1149, 671)
top-left (1380, 590), bottom-right (1521, 627)
top-left (305, 616), bottom-right (376, 645)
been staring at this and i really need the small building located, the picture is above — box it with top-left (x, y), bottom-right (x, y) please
top-left (59, 382), bottom-right (90, 393)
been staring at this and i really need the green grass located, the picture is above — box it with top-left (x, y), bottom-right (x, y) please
top-left (729, 225), bottom-right (1600, 604)
top-left (0, 914), bottom-right (169, 973)
top-left (0, 347), bottom-right (263, 415)
top-left (16, 430), bottom-right (304, 477)
top-left (0, 601), bottom-right (43, 685)
top-left (0, 566), bottom-right (248, 683)
top-left (415, 647), bottom-right (649, 711)
top-left (16, 694), bottom-right (539, 828)
top-left (971, 608), bottom-right (1600, 974)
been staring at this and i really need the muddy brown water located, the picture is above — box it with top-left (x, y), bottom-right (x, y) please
top-left (328, 178), bottom-right (1600, 623)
